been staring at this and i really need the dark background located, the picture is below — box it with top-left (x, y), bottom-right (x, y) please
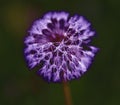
top-left (0, 0), bottom-right (120, 105)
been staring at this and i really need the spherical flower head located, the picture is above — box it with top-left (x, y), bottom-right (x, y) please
top-left (24, 11), bottom-right (98, 82)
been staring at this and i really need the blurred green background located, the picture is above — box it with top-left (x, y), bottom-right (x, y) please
top-left (0, 0), bottom-right (120, 105)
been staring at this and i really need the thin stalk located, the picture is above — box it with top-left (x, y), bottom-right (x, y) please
top-left (62, 80), bottom-right (73, 105)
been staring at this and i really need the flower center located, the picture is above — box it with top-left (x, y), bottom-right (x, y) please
top-left (51, 34), bottom-right (65, 43)
top-left (50, 34), bottom-right (65, 43)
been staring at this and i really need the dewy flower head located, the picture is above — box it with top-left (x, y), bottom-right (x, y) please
top-left (24, 11), bottom-right (98, 82)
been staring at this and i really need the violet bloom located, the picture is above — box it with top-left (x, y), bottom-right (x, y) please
top-left (24, 12), bottom-right (98, 82)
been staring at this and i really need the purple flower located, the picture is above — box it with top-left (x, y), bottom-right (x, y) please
top-left (24, 11), bottom-right (98, 82)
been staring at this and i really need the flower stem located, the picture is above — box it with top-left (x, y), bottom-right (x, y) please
top-left (62, 80), bottom-right (73, 105)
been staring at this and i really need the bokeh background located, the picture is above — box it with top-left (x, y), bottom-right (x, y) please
top-left (0, 0), bottom-right (120, 105)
